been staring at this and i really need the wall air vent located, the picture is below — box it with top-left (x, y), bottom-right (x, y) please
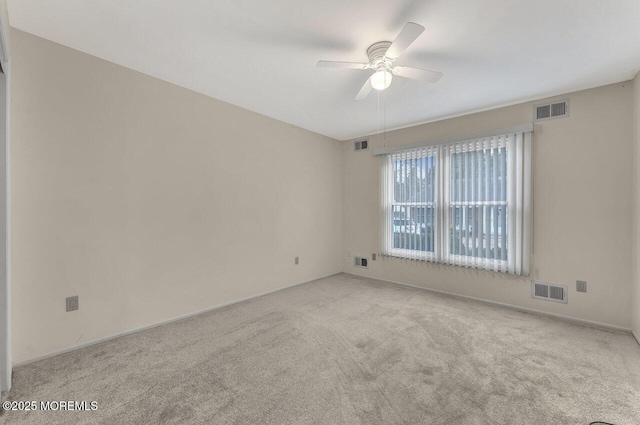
top-left (354, 140), bottom-right (368, 151)
top-left (354, 256), bottom-right (368, 268)
top-left (534, 99), bottom-right (569, 122)
top-left (531, 281), bottom-right (567, 303)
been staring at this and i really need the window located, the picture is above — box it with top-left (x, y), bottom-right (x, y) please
top-left (390, 151), bottom-right (436, 254)
top-left (448, 146), bottom-right (508, 264)
top-left (380, 130), bottom-right (531, 275)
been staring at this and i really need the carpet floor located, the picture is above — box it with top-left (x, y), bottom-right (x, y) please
top-left (2, 273), bottom-right (640, 424)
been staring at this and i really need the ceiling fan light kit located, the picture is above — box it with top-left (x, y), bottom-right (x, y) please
top-left (371, 70), bottom-right (392, 90)
top-left (317, 22), bottom-right (443, 100)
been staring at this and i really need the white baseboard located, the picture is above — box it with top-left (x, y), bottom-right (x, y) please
top-left (14, 272), bottom-right (340, 367)
top-left (633, 330), bottom-right (640, 346)
top-left (345, 272), bottom-right (633, 334)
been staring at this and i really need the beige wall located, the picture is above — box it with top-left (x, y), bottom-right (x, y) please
top-left (633, 71), bottom-right (640, 339)
top-left (10, 29), bottom-right (343, 363)
top-left (343, 82), bottom-right (634, 329)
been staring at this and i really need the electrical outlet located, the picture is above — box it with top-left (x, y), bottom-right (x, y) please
top-left (372, 253), bottom-right (377, 261)
top-left (66, 296), bottom-right (79, 312)
top-left (294, 256), bottom-right (299, 265)
top-left (576, 280), bottom-right (587, 293)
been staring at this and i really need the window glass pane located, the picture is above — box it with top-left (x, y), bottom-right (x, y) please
top-left (392, 205), bottom-right (435, 252)
top-left (450, 147), bottom-right (507, 202)
top-left (393, 156), bottom-right (435, 203)
top-left (449, 205), bottom-right (507, 259)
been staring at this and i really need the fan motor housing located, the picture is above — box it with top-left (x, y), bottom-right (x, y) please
top-left (367, 41), bottom-right (392, 67)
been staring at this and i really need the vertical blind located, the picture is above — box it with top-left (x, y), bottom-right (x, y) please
top-left (380, 131), bottom-right (531, 275)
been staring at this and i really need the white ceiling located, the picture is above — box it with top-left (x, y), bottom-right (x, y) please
top-left (7, 0), bottom-right (640, 140)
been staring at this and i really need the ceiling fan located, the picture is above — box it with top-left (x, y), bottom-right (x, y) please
top-left (317, 22), bottom-right (443, 100)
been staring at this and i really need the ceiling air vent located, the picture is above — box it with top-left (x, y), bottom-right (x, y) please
top-left (354, 140), bottom-right (368, 151)
top-left (534, 99), bottom-right (569, 122)
top-left (532, 281), bottom-right (567, 303)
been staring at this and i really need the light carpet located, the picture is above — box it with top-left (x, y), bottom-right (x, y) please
top-left (2, 273), bottom-right (639, 424)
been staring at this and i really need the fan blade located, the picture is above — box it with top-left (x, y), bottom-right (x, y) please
top-left (385, 22), bottom-right (425, 60)
top-left (355, 76), bottom-right (373, 100)
top-left (394, 66), bottom-right (443, 83)
top-left (317, 61), bottom-right (371, 70)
